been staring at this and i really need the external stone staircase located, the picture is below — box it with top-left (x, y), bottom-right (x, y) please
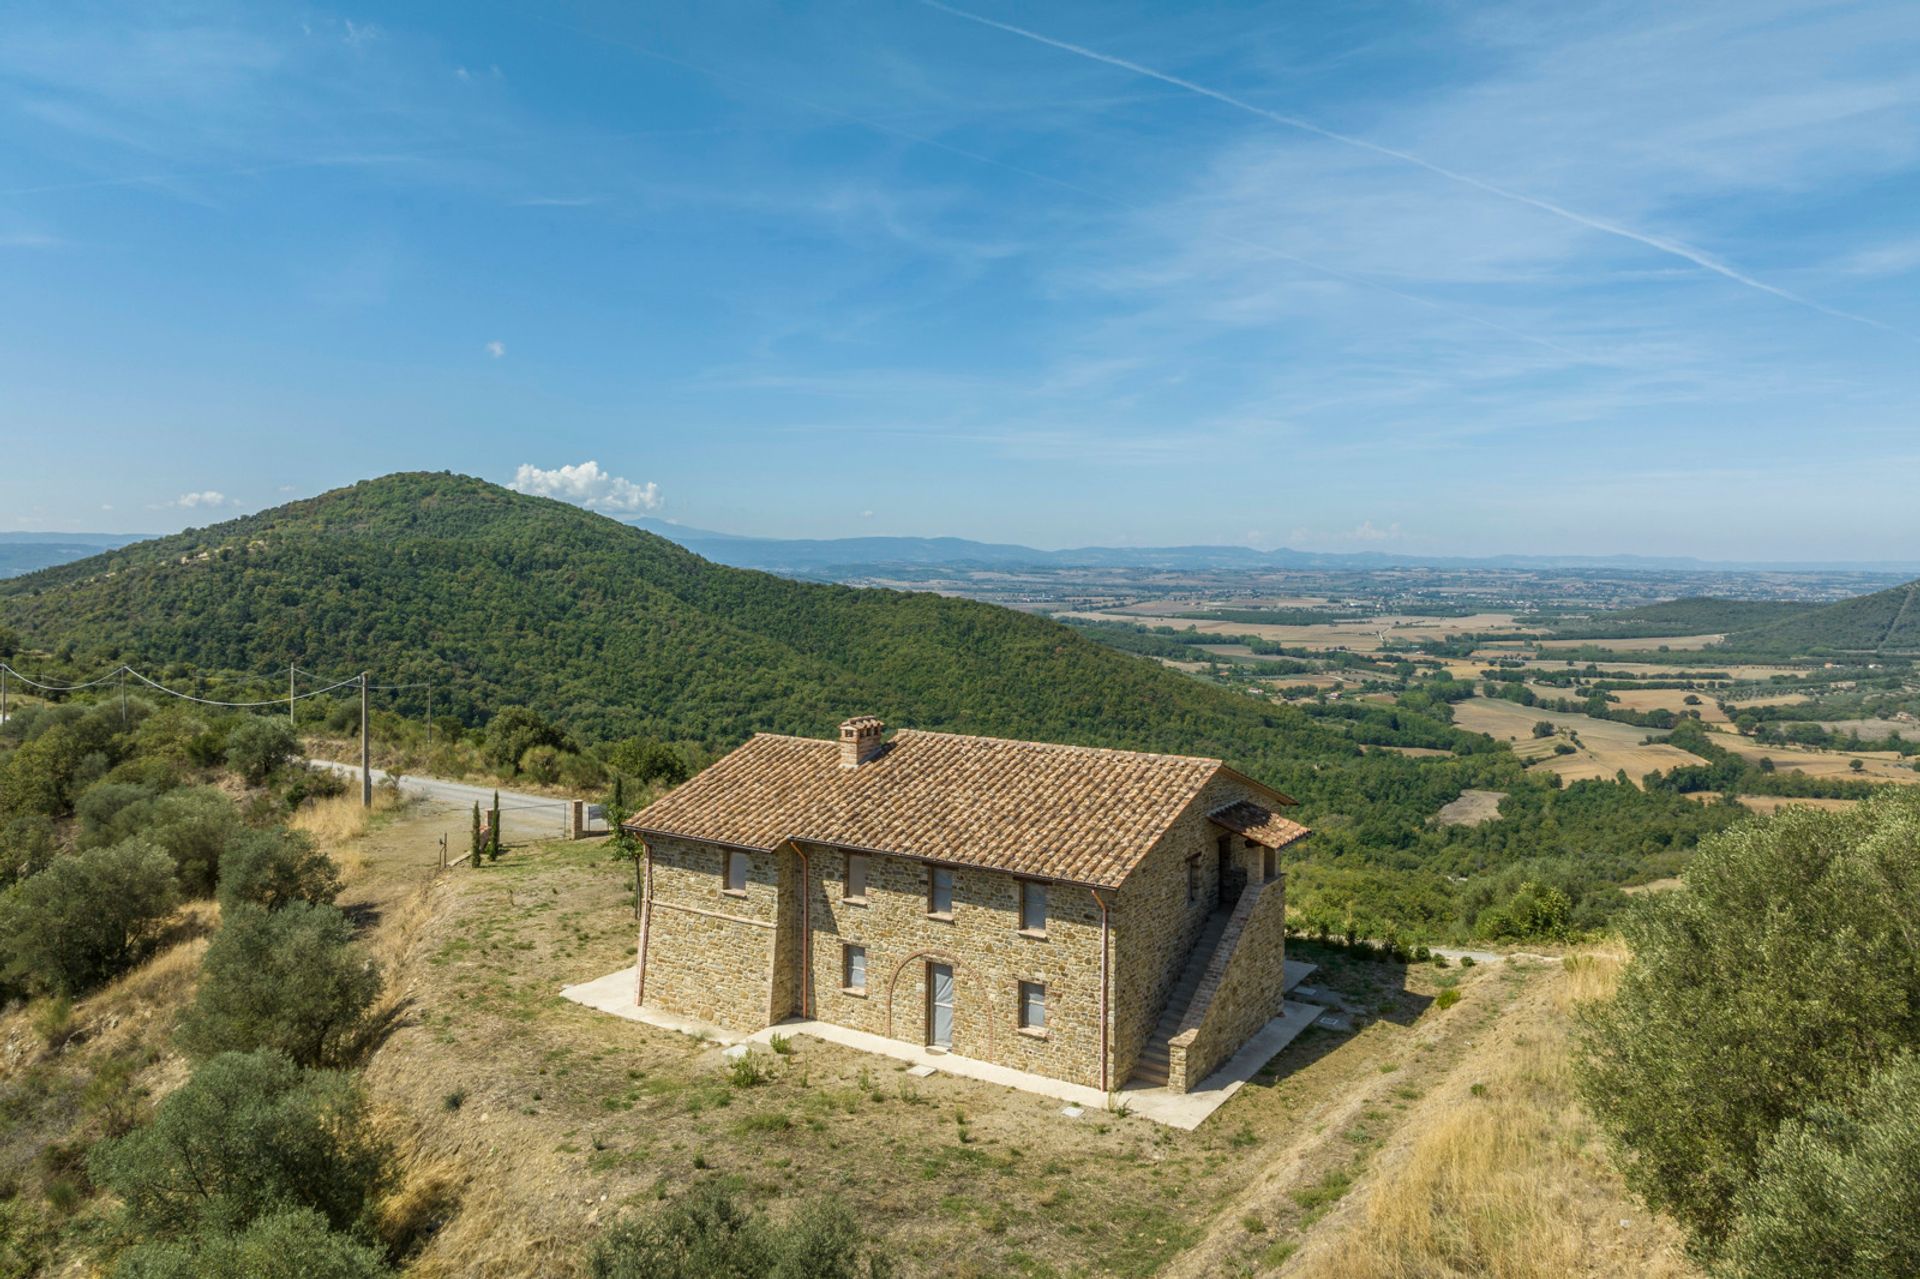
top-left (1130, 906), bottom-right (1234, 1088)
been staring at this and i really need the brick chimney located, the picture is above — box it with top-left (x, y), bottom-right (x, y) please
top-left (839, 716), bottom-right (886, 768)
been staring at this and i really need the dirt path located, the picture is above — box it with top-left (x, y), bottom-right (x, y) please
top-left (1161, 963), bottom-right (1530, 1278)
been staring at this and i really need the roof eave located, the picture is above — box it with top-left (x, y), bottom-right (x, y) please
top-left (622, 823), bottom-right (1124, 891)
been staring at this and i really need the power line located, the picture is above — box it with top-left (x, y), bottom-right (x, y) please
top-left (2, 660), bottom-right (436, 812)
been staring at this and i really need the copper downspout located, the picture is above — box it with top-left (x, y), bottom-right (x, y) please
top-left (788, 841), bottom-right (813, 1018)
top-left (635, 837), bottom-right (655, 1006)
top-left (1091, 887), bottom-right (1112, 1093)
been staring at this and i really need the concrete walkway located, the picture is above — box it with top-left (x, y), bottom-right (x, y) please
top-left (560, 960), bottom-right (1335, 1130)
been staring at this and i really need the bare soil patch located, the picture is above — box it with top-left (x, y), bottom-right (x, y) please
top-left (1435, 789), bottom-right (1506, 825)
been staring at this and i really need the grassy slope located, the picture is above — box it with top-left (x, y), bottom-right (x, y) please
top-left (0, 472), bottom-right (1354, 787)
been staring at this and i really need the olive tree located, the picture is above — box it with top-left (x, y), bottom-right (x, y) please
top-left (89, 1050), bottom-right (388, 1239)
top-left (1577, 792), bottom-right (1920, 1257)
top-left (0, 839), bottom-right (179, 995)
top-left (177, 904), bottom-right (379, 1067)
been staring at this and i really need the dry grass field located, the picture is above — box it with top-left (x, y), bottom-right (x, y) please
top-left (1277, 949), bottom-right (1695, 1279)
top-left (1702, 725), bottom-right (1920, 784)
top-left (1060, 609), bottom-right (1530, 655)
top-left (329, 805), bottom-right (1593, 1279)
top-left (1606, 687), bottom-right (1730, 723)
top-left (1531, 633), bottom-right (1727, 652)
top-left (1814, 717), bottom-right (1918, 741)
top-left (1451, 697), bottom-right (1708, 786)
top-left (1, 792), bottom-right (1704, 1278)
top-left (1686, 793), bottom-right (1864, 816)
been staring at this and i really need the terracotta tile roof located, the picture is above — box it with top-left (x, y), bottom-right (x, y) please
top-left (1208, 799), bottom-right (1312, 850)
top-left (626, 728), bottom-right (1297, 888)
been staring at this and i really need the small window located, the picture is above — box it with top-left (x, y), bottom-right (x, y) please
top-left (1018, 980), bottom-right (1046, 1031)
top-left (1262, 848), bottom-right (1276, 882)
top-left (929, 867), bottom-right (955, 916)
top-left (724, 850), bottom-right (748, 894)
top-left (1019, 881), bottom-right (1047, 934)
top-left (843, 943), bottom-right (867, 993)
top-left (1186, 856), bottom-right (1200, 904)
top-left (844, 853), bottom-right (869, 902)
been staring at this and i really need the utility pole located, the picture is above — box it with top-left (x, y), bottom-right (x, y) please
top-left (290, 664), bottom-right (296, 726)
top-left (360, 672), bottom-right (372, 809)
top-left (426, 684), bottom-right (433, 751)
top-left (119, 666), bottom-right (127, 727)
top-left (2, 665), bottom-right (9, 725)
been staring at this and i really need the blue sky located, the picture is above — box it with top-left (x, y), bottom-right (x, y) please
top-left (2, 1), bottom-right (1917, 557)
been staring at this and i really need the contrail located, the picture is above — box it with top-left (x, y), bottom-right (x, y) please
top-left (924, 0), bottom-right (1912, 341)
top-left (529, 11), bottom-right (1588, 361)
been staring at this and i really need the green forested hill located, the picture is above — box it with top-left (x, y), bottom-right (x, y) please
top-left (0, 472), bottom-right (1351, 772)
top-left (2, 472), bottom-right (1754, 937)
top-left (1731, 580), bottom-right (1920, 653)
top-left (1548, 597), bottom-right (1817, 640)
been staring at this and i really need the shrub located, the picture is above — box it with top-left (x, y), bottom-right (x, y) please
top-left (605, 738), bottom-right (690, 788)
top-left (727, 1055), bottom-right (770, 1088)
top-left (110, 1206), bottom-right (393, 1279)
top-left (146, 788), bottom-right (242, 898)
top-left (89, 1050), bottom-right (389, 1240)
top-left (518, 745), bottom-right (563, 786)
top-left (0, 724), bottom-right (91, 818)
top-left (483, 707), bottom-right (569, 774)
top-left (587, 1181), bottom-right (891, 1279)
top-left (1434, 988), bottom-right (1461, 1010)
top-left (0, 813), bottom-right (57, 885)
top-left (225, 718), bottom-right (300, 786)
top-left (1718, 1055), bottom-right (1920, 1278)
top-left (0, 840), bottom-right (179, 995)
top-left (217, 829), bottom-right (342, 913)
top-left (177, 904), bottom-right (379, 1067)
top-left (1578, 792), bottom-right (1920, 1257)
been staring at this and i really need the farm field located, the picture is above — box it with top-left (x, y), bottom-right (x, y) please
top-left (1703, 724), bottom-right (1920, 784)
top-left (1606, 687), bottom-right (1731, 723)
top-left (1451, 697), bottom-right (1708, 786)
top-left (1059, 609), bottom-right (1531, 654)
top-left (1531, 632), bottom-right (1727, 652)
top-left (1813, 717), bottom-right (1919, 741)
top-left (1687, 794), bottom-right (1865, 815)
top-left (1474, 655), bottom-right (1809, 682)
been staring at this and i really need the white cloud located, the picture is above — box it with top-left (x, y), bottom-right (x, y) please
top-left (174, 490), bottom-right (231, 508)
top-left (484, 339), bottom-right (506, 359)
top-left (508, 461), bottom-right (661, 514)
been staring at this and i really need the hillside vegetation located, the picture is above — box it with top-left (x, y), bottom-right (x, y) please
top-left (0, 473), bottom-right (1745, 942)
top-left (1731, 580), bottom-right (1920, 653)
top-left (1547, 597), bottom-right (1816, 641)
top-left (2, 473), bottom-right (1344, 762)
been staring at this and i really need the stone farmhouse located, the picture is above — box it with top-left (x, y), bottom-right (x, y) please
top-left (623, 717), bottom-right (1310, 1093)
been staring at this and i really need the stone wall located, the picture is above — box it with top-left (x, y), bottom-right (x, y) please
top-left (1165, 871), bottom-right (1289, 1092)
top-left (801, 843), bottom-right (1109, 1088)
top-left (1109, 774), bottom-right (1267, 1081)
top-left (639, 835), bottom-right (780, 1033)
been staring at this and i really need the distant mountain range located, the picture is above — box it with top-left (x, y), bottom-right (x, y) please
top-left (623, 518), bottom-right (1920, 577)
top-left (0, 532), bottom-right (154, 578)
top-left (10, 518), bottom-right (1915, 583)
